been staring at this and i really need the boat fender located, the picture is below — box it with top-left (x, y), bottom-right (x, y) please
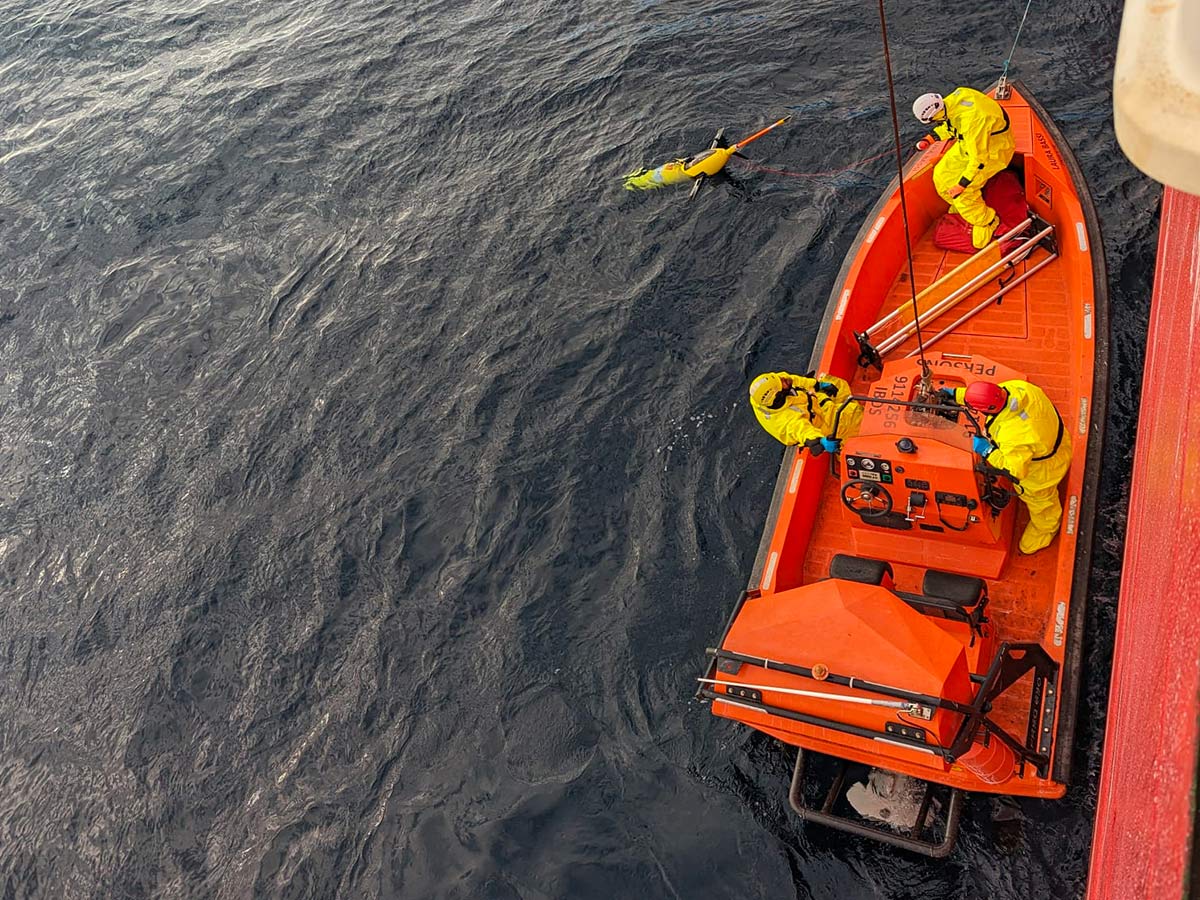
top-left (956, 735), bottom-right (1016, 785)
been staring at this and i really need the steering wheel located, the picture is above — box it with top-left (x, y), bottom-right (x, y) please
top-left (841, 480), bottom-right (893, 518)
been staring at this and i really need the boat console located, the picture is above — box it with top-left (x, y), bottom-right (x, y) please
top-left (837, 354), bottom-right (1026, 578)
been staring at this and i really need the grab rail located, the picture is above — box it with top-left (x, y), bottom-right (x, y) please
top-left (703, 640), bottom-right (1058, 777)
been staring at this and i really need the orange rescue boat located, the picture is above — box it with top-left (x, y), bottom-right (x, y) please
top-left (697, 81), bottom-right (1108, 856)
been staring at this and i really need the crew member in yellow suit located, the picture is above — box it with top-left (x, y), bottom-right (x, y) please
top-left (940, 380), bottom-right (1072, 554)
top-left (913, 87), bottom-right (1016, 249)
top-left (748, 372), bottom-right (862, 453)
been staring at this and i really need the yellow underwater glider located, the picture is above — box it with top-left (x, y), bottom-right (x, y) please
top-left (622, 116), bottom-right (791, 196)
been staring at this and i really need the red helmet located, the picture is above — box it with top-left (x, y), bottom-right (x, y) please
top-left (963, 381), bottom-right (1007, 414)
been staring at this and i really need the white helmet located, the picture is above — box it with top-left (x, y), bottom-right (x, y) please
top-left (912, 92), bottom-right (945, 124)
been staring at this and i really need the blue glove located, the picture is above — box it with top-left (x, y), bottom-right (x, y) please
top-left (972, 435), bottom-right (992, 456)
top-left (937, 387), bottom-right (956, 404)
top-left (820, 437), bottom-right (841, 454)
top-left (816, 381), bottom-right (839, 397)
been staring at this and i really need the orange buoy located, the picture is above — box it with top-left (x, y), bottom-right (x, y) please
top-left (957, 734), bottom-right (1017, 785)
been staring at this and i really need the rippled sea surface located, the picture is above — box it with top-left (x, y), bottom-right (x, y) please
top-left (0, 0), bottom-right (1160, 896)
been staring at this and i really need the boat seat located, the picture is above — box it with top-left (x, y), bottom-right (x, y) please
top-left (896, 569), bottom-right (990, 645)
top-left (922, 569), bottom-right (987, 611)
top-left (828, 556), bottom-right (987, 643)
top-left (828, 554), bottom-right (894, 588)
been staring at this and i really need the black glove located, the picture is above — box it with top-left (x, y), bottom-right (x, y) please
top-left (816, 381), bottom-right (839, 397)
top-left (937, 387), bottom-right (957, 404)
top-left (804, 437), bottom-right (825, 457)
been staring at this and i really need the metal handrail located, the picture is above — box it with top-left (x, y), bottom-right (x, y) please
top-left (830, 393), bottom-right (987, 441)
top-left (705, 641), bottom-right (1057, 774)
top-left (707, 647), bottom-right (975, 715)
top-left (699, 687), bottom-right (947, 757)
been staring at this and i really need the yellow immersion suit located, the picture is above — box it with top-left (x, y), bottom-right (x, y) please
top-left (750, 372), bottom-right (863, 447)
top-left (953, 379), bottom-right (1073, 554)
top-left (928, 87), bottom-right (1016, 249)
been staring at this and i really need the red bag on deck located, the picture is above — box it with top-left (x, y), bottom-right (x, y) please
top-left (933, 170), bottom-right (1030, 253)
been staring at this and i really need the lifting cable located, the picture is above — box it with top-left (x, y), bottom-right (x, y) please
top-left (997, 0), bottom-right (1036, 99)
top-left (876, 0), bottom-right (933, 392)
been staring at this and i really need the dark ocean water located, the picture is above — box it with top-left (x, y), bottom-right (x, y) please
top-left (0, 0), bottom-right (1161, 896)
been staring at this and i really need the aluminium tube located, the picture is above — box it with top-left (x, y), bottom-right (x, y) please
top-left (876, 225), bottom-right (1054, 356)
top-left (696, 677), bottom-right (914, 709)
top-left (904, 253), bottom-right (1060, 357)
top-left (862, 217), bottom-right (1033, 337)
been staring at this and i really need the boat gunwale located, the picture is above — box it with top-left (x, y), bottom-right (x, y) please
top-left (1013, 78), bottom-right (1110, 786)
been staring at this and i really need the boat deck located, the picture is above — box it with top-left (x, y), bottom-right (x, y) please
top-left (802, 228), bottom-right (1076, 744)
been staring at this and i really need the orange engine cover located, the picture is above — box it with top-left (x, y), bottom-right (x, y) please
top-left (718, 579), bottom-right (975, 750)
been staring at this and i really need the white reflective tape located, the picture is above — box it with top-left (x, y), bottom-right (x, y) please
top-left (709, 695), bottom-right (765, 716)
top-left (834, 288), bottom-right (852, 321)
top-left (1065, 495), bottom-right (1078, 536)
top-left (1083, 302), bottom-right (1094, 339)
top-left (1078, 398), bottom-right (1089, 435)
top-left (789, 461), bottom-right (802, 494)
top-left (1076, 222), bottom-right (1088, 252)
top-left (865, 216), bottom-right (886, 244)
top-left (761, 551), bottom-right (779, 591)
top-left (873, 737), bottom-right (939, 755)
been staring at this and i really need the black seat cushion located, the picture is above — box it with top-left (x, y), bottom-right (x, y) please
top-left (829, 554), bottom-right (894, 586)
top-left (921, 569), bottom-right (986, 608)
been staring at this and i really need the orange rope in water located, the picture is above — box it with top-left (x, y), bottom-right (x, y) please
top-left (730, 149), bottom-right (892, 179)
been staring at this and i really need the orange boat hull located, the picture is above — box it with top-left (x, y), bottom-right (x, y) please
top-left (701, 81), bottom-right (1108, 817)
